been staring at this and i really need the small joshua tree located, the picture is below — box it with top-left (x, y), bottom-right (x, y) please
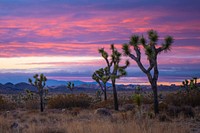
top-left (67, 82), bottom-right (75, 93)
top-left (133, 86), bottom-right (143, 114)
top-left (95, 89), bottom-right (103, 101)
top-left (25, 89), bottom-right (34, 100)
top-left (123, 30), bottom-right (174, 114)
top-left (99, 44), bottom-right (129, 110)
top-left (28, 74), bottom-right (47, 112)
top-left (182, 77), bottom-right (199, 92)
top-left (92, 68), bottom-right (110, 101)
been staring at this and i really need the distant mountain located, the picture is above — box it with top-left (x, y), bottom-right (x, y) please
top-left (0, 82), bottom-right (36, 94)
top-left (46, 79), bottom-right (67, 86)
top-left (0, 79), bottom-right (183, 94)
top-left (15, 82), bottom-right (36, 91)
top-left (46, 79), bottom-right (101, 86)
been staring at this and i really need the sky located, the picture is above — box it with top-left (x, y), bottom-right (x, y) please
top-left (0, 0), bottom-right (200, 85)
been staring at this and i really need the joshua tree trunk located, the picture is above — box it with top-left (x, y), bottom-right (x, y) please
top-left (151, 80), bottom-right (159, 114)
top-left (103, 84), bottom-right (107, 101)
top-left (112, 79), bottom-right (118, 111)
top-left (40, 91), bottom-right (44, 112)
top-left (146, 64), bottom-right (159, 115)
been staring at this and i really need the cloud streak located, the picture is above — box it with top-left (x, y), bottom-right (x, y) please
top-left (0, 0), bottom-right (200, 84)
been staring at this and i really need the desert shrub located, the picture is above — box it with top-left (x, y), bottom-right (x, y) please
top-left (181, 106), bottom-right (195, 118)
top-left (118, 95), bottom-right (134, 106)
top-left (122, 104), bottom-right (135, 111)
top-left (166, 105), bottom-right (195, 118)
top-left (0, 95), bottom-right (16, 110)
top-left (159, 101), bottom-right (168, 111)
top-left (167, 105), bottom-right (182, 117)
top-left (91, 99), bottom-right (114, 109)
top-left (48, 93), bottom-right (92, 109)
top-left (24, 99), bottom-right (40, 110)
top-left (142, 92), bottom-right (154, 104)
top-left (165, 90), bottom-right (200, 107)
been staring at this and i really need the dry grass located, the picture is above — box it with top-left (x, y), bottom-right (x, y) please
top-left (48, 94), bottom-right (92, 109)
top-left (0, 109), bottom-right (196, 133)
top-left (1, 90), bottom-right (200, 133)
top-left (165, 90), bottom-right (200, 107)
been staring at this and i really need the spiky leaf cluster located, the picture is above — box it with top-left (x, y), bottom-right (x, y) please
top-left (99, 44), bottom-right (129, 81)
top-left (92, 68), bottom-right (110, 85)
top-left (29, 73), bottom-right (47, 92)
top-left (122, 29), bottom-right (174, 74)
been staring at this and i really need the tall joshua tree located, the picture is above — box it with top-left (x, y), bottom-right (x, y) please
top-left (29, 74), bottom-right (47, 112)
top-left (99, 44), bottom-right (129, 110)
top-left (92, 68), bottom-right (110, 101)
top-left (122, 30), bottom-right (174, 114)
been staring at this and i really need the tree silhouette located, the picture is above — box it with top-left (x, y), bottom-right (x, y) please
top-left (99, 44), bottom-right (129, 110)
top-left (92, 68), bottom-right (109, 101)
top-left (28, 73), bottom-right (47, 112)
top-left (67, 82), bottom-right (75, 93)
top-left (122, 30), bottom-right (174, 114)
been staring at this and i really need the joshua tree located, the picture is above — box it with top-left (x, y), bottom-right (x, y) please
top-left (67, 82), bottom-right (75, 93)
top-left (92, 68), bottom-right (110, 101)
top-left (95, 89), bottom-right (103, 101)
top-left (28, 74), bottom-right (47, 112)
top-left (182, 77), bottom-right (199, 92)
top-left (99, 44), bottom-right (129, 110)
top-left (122, 30), bottom-right (174, 114)
top-left (25, 89), bottom-right (34, 100)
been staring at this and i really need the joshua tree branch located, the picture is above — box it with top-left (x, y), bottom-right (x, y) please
top-left (129, 53), bottom-right (137, 61)
top-left (134, 46), bottom-right (141, 61)
top-left (156, 47), bottom-right (165, 53)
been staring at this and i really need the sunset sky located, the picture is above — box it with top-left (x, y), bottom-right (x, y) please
top-left (0, 0), bottom-right (200, 85)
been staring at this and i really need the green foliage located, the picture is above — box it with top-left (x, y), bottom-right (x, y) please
top-left (130, 35), bottom-right (139, 47)
top-left (162, 36), bottom-right (174, 52)
top-left (122, 44), bottom-right (131, 56)
top-left (24, 89), bottom-right (34, 100)
top-left (99, 48), bottom-right (108, 59)
top-left (148, 29), bottom-right (158, 43)
top-left (92, 68), bottom-right (109, 84)
top-left (132, 94), bottom-right (142, 107)
top-left (48, 94), bottom-right (92, 109)
top-left (99, 44), bottom-right (129, 81)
